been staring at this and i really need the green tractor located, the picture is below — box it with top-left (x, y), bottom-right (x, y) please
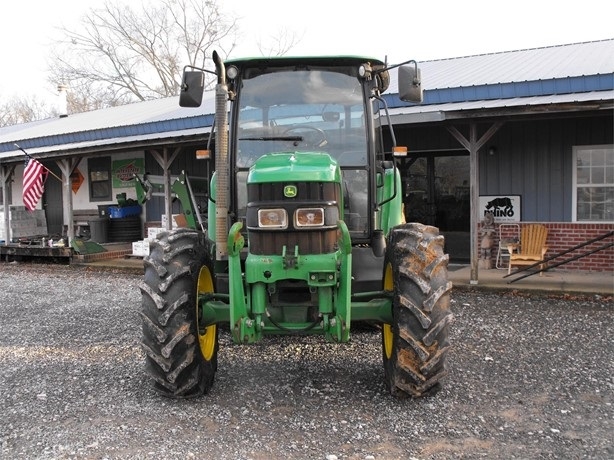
top-left (138, 51), bottom-right (453, 398)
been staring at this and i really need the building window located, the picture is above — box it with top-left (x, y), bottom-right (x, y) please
top-left (573, 145), bottom-right (614, 222)
top-left (88, 156), bottom-right (112, 201)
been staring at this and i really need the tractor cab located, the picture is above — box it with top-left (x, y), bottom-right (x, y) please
top-left (180, 55), bottom-right (422, 254)
top-left (230, 59), bottom-right (374, 241)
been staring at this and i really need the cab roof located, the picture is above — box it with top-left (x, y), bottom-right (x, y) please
top-left (224, 55), bottom-right (386, 69)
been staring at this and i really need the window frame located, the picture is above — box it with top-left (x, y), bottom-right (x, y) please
top-left (572, 145), bottom-right (614, 222)
top-left (88, 156), bottom-right (112, 202)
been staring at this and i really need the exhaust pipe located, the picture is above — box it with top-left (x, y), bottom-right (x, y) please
top-left (212, 51), bottom-right (229, 260)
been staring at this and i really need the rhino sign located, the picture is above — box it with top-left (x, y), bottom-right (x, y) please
top-left (485, 197), bottom-right (514, 218)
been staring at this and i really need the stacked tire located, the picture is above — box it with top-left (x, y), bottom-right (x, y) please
top-left (108, 216), bottom-right (142, 242)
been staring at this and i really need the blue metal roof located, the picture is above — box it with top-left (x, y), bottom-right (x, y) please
top-left (384, 39), bottom-right (614, 108)
top-left (1, 39), bottom-right (612, 159)
top-left (405, 39), bottom-right (614, 87)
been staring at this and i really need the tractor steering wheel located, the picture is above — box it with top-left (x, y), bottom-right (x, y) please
top-left (283, 125), bottom-right (328, 149)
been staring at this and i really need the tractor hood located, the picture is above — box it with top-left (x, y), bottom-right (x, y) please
top-left (247, 152), bottom-right (341, 184)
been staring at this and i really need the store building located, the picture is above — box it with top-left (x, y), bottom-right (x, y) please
top-left (0, 39), bottom-right (612, 275)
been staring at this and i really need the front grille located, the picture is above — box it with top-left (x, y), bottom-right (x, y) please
top-left (250, 182), bottom-right (339, 202)
top-left (246, 181), bottom-right (341, 255)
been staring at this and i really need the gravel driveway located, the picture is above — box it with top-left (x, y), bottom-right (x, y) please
top-left (0, 262), bottom-right (612, 460)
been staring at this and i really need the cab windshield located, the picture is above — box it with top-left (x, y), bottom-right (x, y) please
top-left (234, 67), bottom-right (371, 237)
top-left (235, 69), bottom-right (367, 168)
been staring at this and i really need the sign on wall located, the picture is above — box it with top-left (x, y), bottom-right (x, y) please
top-left (112, 159), bottom-right (144, 188)
top-left (71, 168), bottom-right (84, 194)
top-left (479, 195), bottom-right (521, 222)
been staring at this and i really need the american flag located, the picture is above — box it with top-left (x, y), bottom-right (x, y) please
top-left (23, 157), bottom-right (46, 211)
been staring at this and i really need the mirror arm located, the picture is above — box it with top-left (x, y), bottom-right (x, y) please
top-left (375, 59), bottom-right (420, 86)
top-left (207, 118), bottom-right (216, 152)
top-left (182, 64), bottom-right (217, 76)
top-left (373, 95), bottom-right (397, 150)
top-left (181, 64), bottom-right (218, 91)
top-left (376, 59), bottom-right (417, 74)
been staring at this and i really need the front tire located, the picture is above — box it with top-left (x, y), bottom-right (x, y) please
top-left (140, 228), bottom-right (218, 398)
top-left (382, 223), bottom-right (453, 397)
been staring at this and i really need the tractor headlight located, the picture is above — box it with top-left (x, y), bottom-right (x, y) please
top-left (294, 208), bottom-right (324, 227)
top-left (257, 208), bottom-right (288, 229)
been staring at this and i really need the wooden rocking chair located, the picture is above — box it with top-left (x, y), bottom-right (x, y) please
top-left (507, 224), bottom-right (548, 275)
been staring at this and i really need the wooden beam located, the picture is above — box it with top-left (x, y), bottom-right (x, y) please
top-left (447, 121), bottom-right (504, 284)
top-left (147, 147), bottom-right (181, 230)
top-left (56, 159), bottom-right (77, 243)
top-left (469, 124), bottom-right (480, 284)
top-left (1, 164), bottom-right (16, 244)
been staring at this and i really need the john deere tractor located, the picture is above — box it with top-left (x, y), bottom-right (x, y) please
top-left (138, 51), bottom-right (453, 398)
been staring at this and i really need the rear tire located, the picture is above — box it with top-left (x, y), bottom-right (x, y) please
top-left (140, 228), bottom-right (218, 398)
top-left (382, 223), bottom-right (453, 397)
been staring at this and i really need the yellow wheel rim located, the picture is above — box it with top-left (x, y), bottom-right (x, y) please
top-left (196, 266), bottom-right (216, 362)
top-left (383, 263), bottom-right (394, 360)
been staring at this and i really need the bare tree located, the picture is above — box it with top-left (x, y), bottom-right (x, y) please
top-left (48, 0), bottom-right (238, 111)
top-left (0, 96), bottom-right (57, 127)
top-left (257, 28), bottom-right (303, 57)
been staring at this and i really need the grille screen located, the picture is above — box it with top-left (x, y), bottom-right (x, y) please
top-left (247, 182), bottom-right (341, 255)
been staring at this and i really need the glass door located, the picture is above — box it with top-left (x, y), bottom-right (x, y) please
top-left (403, 155), bottom-right (470, 262)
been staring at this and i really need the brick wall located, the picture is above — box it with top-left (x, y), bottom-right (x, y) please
top-left (483, 222), bottom-right (614, 272)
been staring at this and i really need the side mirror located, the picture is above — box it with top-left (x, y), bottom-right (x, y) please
top-left (179, 71), bottom-right (205, 107)
top-left (398, 65), bottom-right (423, 103)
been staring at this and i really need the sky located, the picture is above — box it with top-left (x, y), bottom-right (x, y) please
top-left (1, 0), bottom-right (612, 111)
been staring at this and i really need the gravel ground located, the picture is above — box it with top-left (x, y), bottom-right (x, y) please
top-left (0, 261), bottom-right (612, 460)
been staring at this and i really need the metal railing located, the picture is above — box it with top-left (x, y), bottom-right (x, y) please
top-left (504, 230), bottom-right (614, 284)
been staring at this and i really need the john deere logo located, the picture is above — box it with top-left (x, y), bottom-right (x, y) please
top-left (284, 185), bottom-right (297, 198)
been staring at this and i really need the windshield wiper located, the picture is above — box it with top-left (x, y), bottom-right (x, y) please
top-left (239, 136), bottom-right (303, 141)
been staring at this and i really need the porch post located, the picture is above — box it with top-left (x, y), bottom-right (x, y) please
top-left (447, 121), bottom-right (504, 284)
top-left (148, 147), bottom-right (181, 231)
top-left (57, 158), bottom-right (80, 244)
top-left (1, 164), bottom-right (16, 244)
